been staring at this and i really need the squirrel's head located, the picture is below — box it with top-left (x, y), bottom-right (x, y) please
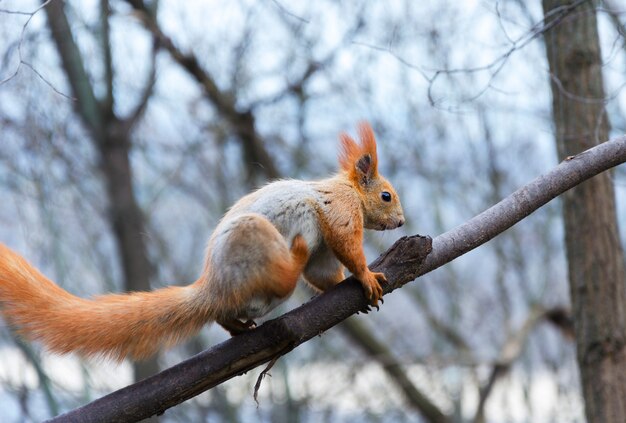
top-left (339, 122), bottom-right (405, 231)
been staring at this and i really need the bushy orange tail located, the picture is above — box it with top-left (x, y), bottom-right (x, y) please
top-left (0, 244), bottom-right (212, 361)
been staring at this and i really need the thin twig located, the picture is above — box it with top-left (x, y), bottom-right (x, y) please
top-left (0, 0), bottom-right (68, 97)
top-left (268, 0), bottom-right (309, 24)
top-left (354, 0), bottom-right (588, 108)
top-left (253, 355), bottom-right (280, 405)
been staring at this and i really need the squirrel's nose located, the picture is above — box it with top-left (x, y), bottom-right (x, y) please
top-left (397, 219), bottom-right (405, 228)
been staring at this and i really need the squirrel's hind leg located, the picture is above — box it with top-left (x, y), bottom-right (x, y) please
top-left (209, 214), bottom-right (310, 334)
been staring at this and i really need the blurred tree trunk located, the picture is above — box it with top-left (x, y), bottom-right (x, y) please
top-left (542, 1), bottom-right (626, 421)
top-left (45, 0), bottom-right (159, 389)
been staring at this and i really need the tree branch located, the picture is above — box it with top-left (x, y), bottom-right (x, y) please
top-left (125, 0), bottom-right (280, 181)
top-left (340, 318), bottom-right (449, 423)
top-left (471, 305), bottom-right (574, 423)
top-left (472, 306), bottom-right (568, 423)
top-left (415, 136), bottom-right (626, 277)
top-left (48, 136), bottom-right (626, 422)
top-left (123, 40), bottom-right (157, 131)
top-left (99, 0), bottom-right (114, 115)
top-left (44, 0), bottom-right (105, 139)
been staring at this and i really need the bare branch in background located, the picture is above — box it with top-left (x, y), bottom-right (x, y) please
top-left (0, 0), bottom-right (72, 98)
top-left (99, 0), bottom-right (114, 114)
top-left (602, 0), bottom-right (626, 43)
top-left (340, 318), bottom-right (450, 423)
top-left (125, 0), bottom-right (280, 182)
top-left (45, 0), bottom-right (105, 138)
top-left (12, 337), bottom-right (59, 418)
top-left (472, 306), bottom-right (573, 423)
top-left (124, 41), bottom-right (158, 130)
top-left (268, 0), bottom-right (310, 24)
top-left (354, 0), bottom-right (588, 108)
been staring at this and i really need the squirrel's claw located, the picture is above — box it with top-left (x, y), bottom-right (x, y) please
top-left (358, 270), bottom-right (386, 308)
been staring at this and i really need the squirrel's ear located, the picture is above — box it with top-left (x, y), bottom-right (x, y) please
top-left (355, 154), bottom-right (374, 185)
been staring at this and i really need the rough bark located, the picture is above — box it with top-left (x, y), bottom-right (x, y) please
top-left (47, 136), bottom-right (626, 422)
top-left (542, 1), bottom-right (626, 421)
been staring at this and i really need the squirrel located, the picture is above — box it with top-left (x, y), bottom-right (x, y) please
top-left (0, 122), bottom-right (405, 361)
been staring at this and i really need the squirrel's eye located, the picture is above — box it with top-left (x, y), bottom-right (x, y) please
top-left (381, 191), bottom-right (392, 202)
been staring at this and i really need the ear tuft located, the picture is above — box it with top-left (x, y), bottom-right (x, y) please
top-left (357, 122), bottom-right (378, 171)
top-left (339, 133), bottom-right (359, 173)
top-left (338, 121), bottom-right (379, 180)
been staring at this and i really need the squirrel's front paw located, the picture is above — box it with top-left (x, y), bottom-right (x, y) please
top-left (359, 271), bottom-right (386, 306)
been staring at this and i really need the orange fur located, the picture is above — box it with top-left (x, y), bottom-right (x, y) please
top-left (269, 235), bottom-right (309, 297)
top-left (304, 263), bottom-right (345, 292)
top-left (237, 234), bottom-right (309, 301)
top-left (0, 244), bottom-right (210, 360)
top-left (313, 181), bottom-right (386, 302)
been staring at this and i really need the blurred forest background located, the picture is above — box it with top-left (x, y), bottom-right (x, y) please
top-left (1, 0), bottom-right (625, 422)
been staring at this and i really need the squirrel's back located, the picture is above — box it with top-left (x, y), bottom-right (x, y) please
top-left (224, 179), bottom-right (325, 249)
top-left (222, 177), bottom-right (362, 248)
